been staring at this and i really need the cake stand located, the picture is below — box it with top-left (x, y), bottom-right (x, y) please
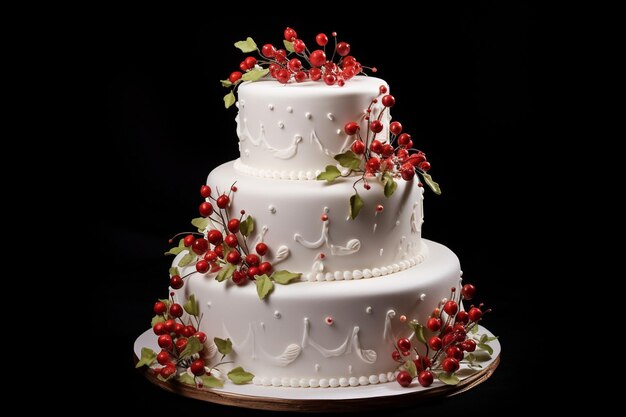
top-left (134, 326), bottom-right (500, 412)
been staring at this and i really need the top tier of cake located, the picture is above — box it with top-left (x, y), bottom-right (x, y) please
top-left (235, 76), bottom-right (389, 179)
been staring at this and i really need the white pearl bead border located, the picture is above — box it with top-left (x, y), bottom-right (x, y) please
top-left (303, 254), bottom-right (426, 282)
top-left (252, 371), bottom-right (399, 388)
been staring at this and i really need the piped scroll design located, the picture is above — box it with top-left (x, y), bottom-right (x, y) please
top-left (293, 207), bottom-right (361, 256)
top-left (223, 322), bottom-right (301, 367)
top-left (237, 115), bottom-right (302, 160)
top-left (302, 318), bottom-right (377, 364)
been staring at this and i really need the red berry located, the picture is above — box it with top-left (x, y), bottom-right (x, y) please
top-left (418, 161), bottom-right (431, 172)
top-left (414, 356), bottom-right (432, 372)
top-left (216, 194), bottom-right (230, 209)
top-left (428, 336), bottom-right (442, 350)
top-left (195, 259), bottom-right (209, 273)
top-left (214, 245), bottom-right (224, 258)
top-left (468, 307), bottom-right (483, 322)
top-left (269, 63), bottom-right (280, 77)
top-left (161, 364), bottom-right (176, 379)
top-left (182, 325), bottom-right (196, 338)
top-left (224, 233), bottom-right (238, 247)
top-left (255, 242), bottom-right (268, 256)
top-left (461, 339), bottom-right (477, 352)
top-left (370, 139), bottom-right (383, 154)
top-left (153, 322), bottom-right (166, 335)
top-left (345, 121), bottom-right (359, 135)
top-left (239, 61), bottom-right (248, 71)
top-left (309, 67), bottom-right (322, 81)
top-left (207, 229), bottom-right (223, 245)
top-left (427, 317), bottom-right (442, 332)
top-left (462, 284), bottom-right (476, 300)
top-left (442, 333), bottom-right (455, 348)
top-left (446, 346), bottom-right (464, 360)
top-left (456, 310), bottom-right (469, 324)
top-left (316, 33), bottom-right (328, 46)
top-left (323, 73), bottom-right (336, 85)
top-left (351, 140), bottom-right (365, 154)
top-left (200, 185), bottom-right (211, 198)
top-left (370, 120), bottom-right (383, 133)
top-left (247, 266), bottom-right (260, 278)
top-left (366, 157), bottom-right (381, 172)
top-left (405, 140), bottom-right (413, 149)
top-left (154, 301), bottom-right (167, 315)
top-left (309, 50), bottom-right (326, 67)
top-left (418, 370), bottom-right (434, 387)
top-left (174, 323), bottom-right (184, 335)
top-left (157, 350), bottom-right (170, 365)
top-left (453, 323), bottom-right (466, 334)
top-left (401, 166), bottom-right (415, 181)
top-left (442, 357), bottom-right (460, 373)
top-left (169, 303), bottom-right (183, 318)
top-left (443, 300), bottom-right (459, 316)
top-left (169, 275), bottom-right (183, 289)
top-left (392, 351), bottom-right (402, 361)
top-left (343, 56), bottom-right (357, 67)
top-left (190, 358), bottom-right (206, 376)
top-left (288, 58), bottom-right (302, 72)
top-left (232, 270), bottom-right (247, 285)
top-left (193, 331), bottom-right (207, 343)
top-left (244, 56), bottom-right (257, 68)
top-left (276, 69), bottom-right (290, 84)
top-left (245, 253), bottom-right (260, 266)
top-left (226, 250), bottom-right (241, 264)
top-left (158, 334), bottom-right (172, 349)
top-left (376, 204), bottom-right (384, 212)
top-left (183, 234), bottom-right (195, 247)
top-left (293, 39), bottom-right (306, 53)
top-left (381, 144), bottom-right (394, 158)
top-left (229, 71), bottom-right (242, 83)
top-left (275, 49), bottom-right (287, 63)
top-left (397, 133), bottom-right (412, 146)
top-left (295, 71), bottom-right (308, 82)
top-left (227, 219), bottom-right (240, 233)
top-left (382, 95), bottom-right (395, 107)
top-left (397, 148), bottom-right (409, 162)
top-left (175, 337), bottom-right (188, 353)
top-left (397, 337), bottom-right (411, 351)
top-left (379, 85), bottom-right (388, 94)
top-left (336, 41), bottom-right (350, 56)
top-left (284, 27), bottom-right (297, 41)
top-left (389, 121), bottom-right (402, 135)
top-left (199, 201), bottom-right (213, 217)
top-left (164, 319), bottom-right (176, 333)
top-left (262, 44), bottom-right (276, 58)
top-left (408, 152), bottom-right (426, 166)
top-left (192, 238), bottom-right (209, 255)
top-left (396, 371), bottom-right (412, 387)
top-left (259, 261), bottom-right (272, 275)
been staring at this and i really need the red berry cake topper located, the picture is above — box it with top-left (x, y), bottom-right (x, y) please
top-left (221, 27), bottom-right (376, 108)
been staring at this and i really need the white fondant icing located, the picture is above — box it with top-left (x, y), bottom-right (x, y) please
top-left (302, 318), bottom-right (376, 363)
top-left (294, 207), bottom-right (361, 257)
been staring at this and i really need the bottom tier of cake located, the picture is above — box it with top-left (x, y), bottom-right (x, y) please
top-left (173, 239), bottom-right (460, 388)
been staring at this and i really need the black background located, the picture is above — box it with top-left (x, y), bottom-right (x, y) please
top-left (93, 5), bottom-right (540, 414)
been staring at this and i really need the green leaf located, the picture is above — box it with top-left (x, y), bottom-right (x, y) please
top-left (486, 336), bottom-right (499, 342)
top-left (183, 294), bottom-right (200, 316)
top-left (191, 217), bottom-right (209, 232)
top-left (220, 79), bottom-right (232, 87)
top-left (214, 337), bottom-right (233, 356)
top-left (227, 366), bottom-right (255, 385)
top-left (438, 372), bottom-right (460, 385)
top-left (200, 374), bottom-right (224, 388)
top-left (168, 267), bottom-right (179, 276)
top-left (469, 324), bottom-right (479, 334)
top-left (164, 238), bottom-right (186, 256)
top-left (316, 165), bottom-right (342, 182)
top-left (179, 336), bottom-right (204, 359)
top-left (216, 263), bottom-right (236, 282)
top-left (384, 177), bottom-right (398, 197)
top-left (224, 91), bottom-right (236, 109)
top-left (178, 373), bottom-right (196, 386)
top-left (283, 40), bottom-right (295, 52)
top-left (407, 320), bottom-right (427, 345)
top-left (239, 215), bottom-right (255, 237)
top-left (349, 193), bottom-right (364, 219)
top-left (479, 334), bottom-right (488, 344)
top-left (241, 67), bottom-right (269, 82)
top-left (234, 37), bottom-right (257, 53)
top-left (271, 270), bottom-right (301, 285)
top-left (477, 343), bottom-right (494, 356)
top-left (422, 172), bottom-right (441, 195)
top-left (151, 315), bottom-right (165, 327)
top-left (334, 151), bottom-right (362, 170)
top-left (255, 274), bottom-right (274, 299)
top-left (468, 351), bottom-right (491, 363)
top-left (135, 347), bottom-right (156, 368)
top-left (404, 359), bottom-right (417, 378)
top-left (178, 251), bottom-right (196, 267)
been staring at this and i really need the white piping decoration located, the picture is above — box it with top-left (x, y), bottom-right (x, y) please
top-left (254, 225), bottom-right (269, 245)
top-left (383, 309), bottom-right (397, 343)
top-left (237, 116), bottom-right (302, 160)
top-left (302, 318), bottom-right (377, 364)
top-left (272, 245), bottom-right (290, 264)
top-left (410, 188), bottom-right (425, 234)
top-left (223, 322), bottom-right (301, 367)
top-left (293, 207), bottom-right (361, 256)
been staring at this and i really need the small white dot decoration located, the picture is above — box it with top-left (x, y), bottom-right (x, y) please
top-left (365, 306), bottom-right (373, 314)
top-left (327, 113), bottom-right (335, 120)
top-left (336, 129), bottom-right (342, 134)
top-left (268, 104), bottom-right (274, 110)
top-left (278, 121), bottom-right (284, 129)
top-left (273, 310), bottom-right (281, 319)
top-left (268, 205), bottom-right (276, 214)
top-left (206, 301), bottom-right (211, 308)
top-left (305, 112), bottom-right (312, 119)
top-left (287, 106), bottom-right (293, 113)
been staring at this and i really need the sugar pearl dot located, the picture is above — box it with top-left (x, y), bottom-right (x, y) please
top-left (365, 306), bottom-right (373, 314)
top-left (420, 293), bottom-right (427, 300)
top-left (319, 379), bottom-right (329, 388)
top-left (273, 310), bottom-right (281, 319)
top-left (359, 376), bottom-right (369, 385)
top-left (305, 112), bottom-right (312, 119)
top-left (339, 378), bottom-right (349, 387)
top-left (325, 316), bottom-right (334, 325)
top-left (399, 315), bottom-right (407, 322)
top-left (287, 106), bottom-right (293, 113)
top-left (278, 121), bottom-right (284, 129)
top-left (327, 113), bottom-right (335, 120)
top-left (349, 377), bottom-right (359, 387)
top-left (268, 104), bottom-right (274, 110)
top-left (329, 378), bottom-right (339, 388)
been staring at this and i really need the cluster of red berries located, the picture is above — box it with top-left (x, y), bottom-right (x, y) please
top-left (166, 183), bottom-right (275, 289)
top-left (151, 295), bottom-right (209, 381)
top-left (227, 27), bottom-right (371, 87)
top-left (348, 86), bottom-right (432, 187)
top-left (393, 284), bottom-right (491, 388)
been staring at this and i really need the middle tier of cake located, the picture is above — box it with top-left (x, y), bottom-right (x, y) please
top-left (206, 161), bottom-right (426, 281)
